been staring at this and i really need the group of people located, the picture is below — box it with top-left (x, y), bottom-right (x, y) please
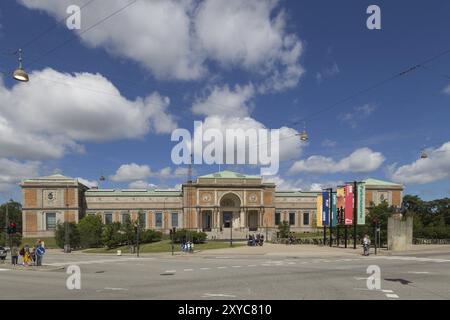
top-left (181, 241), bottom-right (194, 253)
top-left (10, 239), bottom-right (46, 267)
top-left (247, 234), bottom-right (264, 246)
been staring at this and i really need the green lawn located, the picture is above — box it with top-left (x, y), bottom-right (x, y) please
top-left (21, 237), bottom-right (57, 248)
top-left (84, 240), bottom-right (244, 254)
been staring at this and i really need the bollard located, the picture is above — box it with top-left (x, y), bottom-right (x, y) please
top-left (117, 250), bottom-right (122, 256)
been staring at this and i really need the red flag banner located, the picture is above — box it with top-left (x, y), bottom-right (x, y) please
top-left (344, 184), bottom-right (354, 225)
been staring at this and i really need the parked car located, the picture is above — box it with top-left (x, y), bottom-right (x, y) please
top-left (0, 246), bottom-right (7, 260)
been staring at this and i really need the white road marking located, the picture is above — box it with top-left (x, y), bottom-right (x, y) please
top-left (200, 268), bottom-right (211, 270)
top-left (232, 266), bottom-right (241, 268)
top-left (203, 293), bottom-right (236, 298)
top-left (287, 262), bottom-right (295, 265)
top-left (386, 293), bottom-right (399, 299)
top-left (407, 271), bottom-right (430, 274)
top-left (165, 270), bottom-right (176, 273)
top-left (0, 268), bottom-right (10, 271)
top-left (354, 277), bottom-right (369, 280)
top-left (104, 287), bottom-right (128, 291)
top-left (217, 266), bottom-right (227, 269)
top-left (183, 269), bottom-right (193, 272)
top-left (382, 290), bottom-right (393, 293)
top-left (247, 265), bottom-right (257, 267)
top-left (46, 257), bottom-right (155, 266)
top-left (377, 256), bottom-right (450, 263)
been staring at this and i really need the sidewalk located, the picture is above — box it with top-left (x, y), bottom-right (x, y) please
top-left (0, 262), bottom-right (64, 272)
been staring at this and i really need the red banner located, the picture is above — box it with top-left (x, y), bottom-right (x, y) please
top-left (344, 184), bottom-right (354, 225)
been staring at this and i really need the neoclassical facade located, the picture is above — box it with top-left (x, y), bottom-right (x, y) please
top-left (20, 171), bottom-right (403, 240)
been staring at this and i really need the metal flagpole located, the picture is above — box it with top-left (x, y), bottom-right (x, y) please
top-left (353, 181), bottom-right (357, 250)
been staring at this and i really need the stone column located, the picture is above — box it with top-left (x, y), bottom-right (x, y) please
top-left (240, 208), bottom-right (245, 228)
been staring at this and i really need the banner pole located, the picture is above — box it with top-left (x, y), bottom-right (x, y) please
top-left (353, 181), bottom-right (357, 249)
top-left (329, 188), bottom-right (333, 247)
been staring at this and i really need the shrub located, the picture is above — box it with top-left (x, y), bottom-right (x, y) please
top-left (140, 229), bottom-right (162, 244)
top-left (173, 229), bottom-right (207, 244)
top-left (78, 215), bottom-right (103, 248)
top-left (278, 221), bottom-right (290, 239)
top-left (101, 222), bottom-right (126, 249)
top-left (55, 222), bottom-right (80, 249)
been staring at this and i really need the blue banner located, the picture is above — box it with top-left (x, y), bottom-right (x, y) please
top-left (322, 191), bottom-right (330, 226)
top-left (332, 193), bottom-right (337, 226)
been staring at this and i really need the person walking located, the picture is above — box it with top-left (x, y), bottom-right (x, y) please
top-left (362, 234), bottom-right (371, 256)
top-left (11, 245), bottom-right (19, 266)
top-left (36, 242), bottom-right (45, 266)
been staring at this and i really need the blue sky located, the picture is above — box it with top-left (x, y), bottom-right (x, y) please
top-left (0, 0), bottom-right (449, 202)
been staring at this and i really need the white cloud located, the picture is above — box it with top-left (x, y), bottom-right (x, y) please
top-left (110, 163), bottom-right (152, 182)
top-left (263, 175), bottom-right (302, 191)
top-left (128, 180), bottom-right (157, 189)
top-left (77, 178), bottom-right (98, 188)
top-left (339, 104), bottom-right (377, 128)
top-left (0, 68), bottom-right (177, 160)
top-left (308, 181), bottom-right (343, 191)
top-left (0, 158), bottom-right (40, 192)
top-left (321, 139), bottom-right (337, 148)
top-left (192, 84), bottom-right (254, 117)
top-left (289, 147), bottom-right (385, 174)
top-left (19, 0), bottom-right (305, 91)
top-left (197, 115), bottom-right (303, 164)
top-left (316, 62), bottom-right (340, 83)
top-left (18, 0), bottom-right (204, 80)
top-left (195, 0), bottom-right (304, 92)
top-left (110, 164), bottom-right (190, 182)
top-left (443, 84), bottom-right (450, 95)
top-left (389, 141), bottom-right (450, 184)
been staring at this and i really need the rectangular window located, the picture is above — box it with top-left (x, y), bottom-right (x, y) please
top-left (303, 212), bottom-right (310, 226)
top-left (138, 212), bottom-right (146, 227)
top-left (171, 212), bottom-right (178, 227)
top-left (275, 212), bottom-right (281, 225)
top-left (104, 213), bottom-right (113, 225)
top-left (289, 212), bottom-right (296, 225)
top-left (121, 212), bottom-right (130, 224)
top-left (46, 213), bottom-right (56, 230)
top-left (155, 212), bottom-right (163, 228)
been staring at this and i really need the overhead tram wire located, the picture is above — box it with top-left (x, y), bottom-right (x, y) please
top-left (19, 0), bottom-right (139, 72)
top-left (0, 0), bottom-right (96, 57)
top-left (21, 0), bottom-right (97, 52)
top-left (244, 47), bottom-right (450, 152)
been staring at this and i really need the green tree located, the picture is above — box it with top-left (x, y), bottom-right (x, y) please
top-left (55, 222), bottom-right (80, 249)
top-left (278, 221), bottom-right (290, 239)
top-left (101, 222), bottom-right (126, 249)
top-left (1, 200), bottom-right (23, 245)
top-left (365, 200), bottom-right (396, 244)
top-left (78, 215), bottom-right (103, 248)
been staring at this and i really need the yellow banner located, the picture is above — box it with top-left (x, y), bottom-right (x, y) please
top-left (316, 194), bottom-right (323, 227)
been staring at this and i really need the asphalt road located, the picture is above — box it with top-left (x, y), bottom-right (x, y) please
top-left (1, 245), bottom-right (450, 300)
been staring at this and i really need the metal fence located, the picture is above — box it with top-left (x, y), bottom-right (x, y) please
top-left (413, 238), bottom-right (450, 245)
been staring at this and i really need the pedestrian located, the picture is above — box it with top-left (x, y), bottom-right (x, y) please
top-left (11, 245), bottom-right (19, 266)
top-left (30, 248), bottom-right (36, 266)
top-left (362, 234), bottom-right (371, 256)
top-left (190, 241), bottom-right (194, 253)
top-left (36, 242), bottom-right (46, 266)
top-left (22, 245), bottom-right (31, 266)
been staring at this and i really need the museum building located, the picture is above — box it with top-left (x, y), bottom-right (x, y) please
top-left (20, 170), bottom-right (403, 240)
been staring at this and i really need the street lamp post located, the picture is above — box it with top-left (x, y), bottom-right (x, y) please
top-left (229, 220), bottom-right (233, 247)
top-left (64, 185), bottom-right (71, 253)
